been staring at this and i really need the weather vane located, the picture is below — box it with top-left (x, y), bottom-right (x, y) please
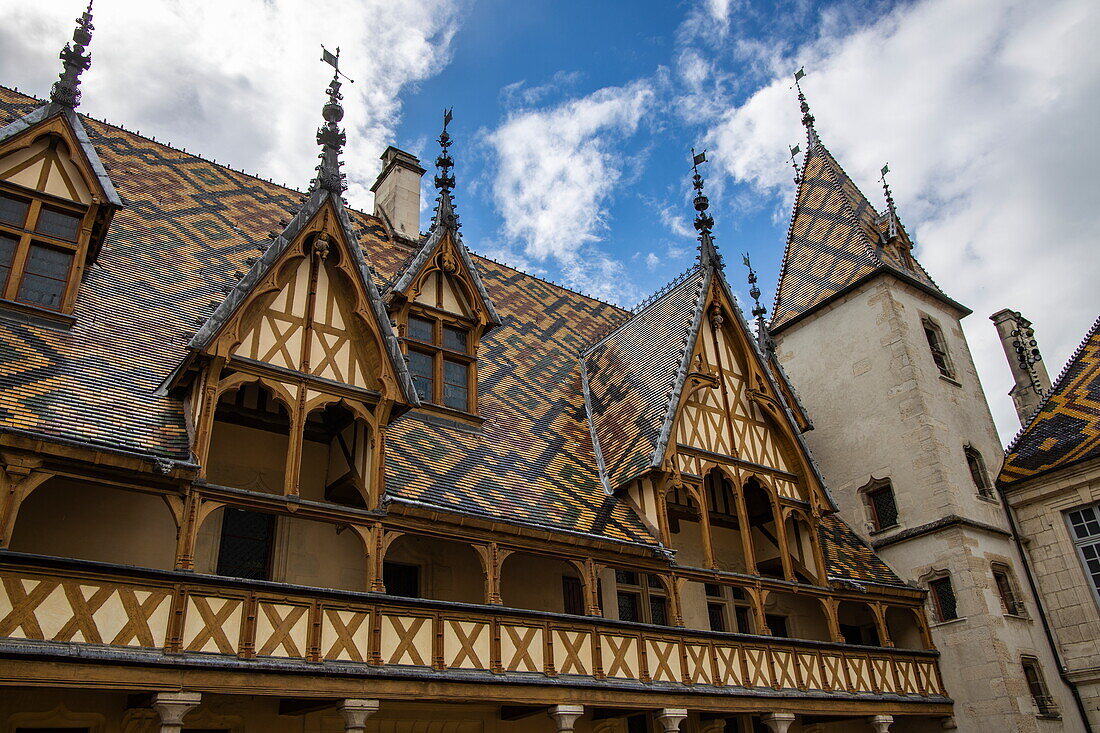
top-left (321, 45), bottom-right (355, 84)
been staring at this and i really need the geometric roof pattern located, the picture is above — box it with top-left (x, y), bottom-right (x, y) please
top-left (999, 314), bottom-right (1100, 485)
top-left (771, 139), bottom-right (960, 331)
top-left (583, 267), bottom-right (710, 489)
top-left (0, 86), bottom-right (901, 582)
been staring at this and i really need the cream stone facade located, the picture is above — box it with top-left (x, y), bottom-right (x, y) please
top-left (773, 276), bottom-right (1084, 732)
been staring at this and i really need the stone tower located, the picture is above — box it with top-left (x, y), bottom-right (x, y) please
top-left (766, 93), bottom-right (1084, 731)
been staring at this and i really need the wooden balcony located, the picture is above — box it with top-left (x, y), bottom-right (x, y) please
top-left (0, 552), bottom-right (949, 711)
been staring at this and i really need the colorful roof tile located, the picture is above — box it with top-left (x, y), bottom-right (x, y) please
top-left (999, 315), bottom-right (1100, 485)
top-left (771, 140), bottom-right (962, 332)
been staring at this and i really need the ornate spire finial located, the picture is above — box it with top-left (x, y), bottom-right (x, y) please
top-left (788, 143), bottom-right (802, 184)
top-left (50, 1), bottom-right (95, 108)
top-left (314, 46), bottom-right (351, 194)
top-left (432, 108), bottom-right (460, 231)
top-left (879, 163), bottom-right (899, 240)
top-left (793, 66), bottom-right (820, 149)
top-left (691, 148), bottom-right (722, 269)
top-left (743, 253), bottom-right (774, 354)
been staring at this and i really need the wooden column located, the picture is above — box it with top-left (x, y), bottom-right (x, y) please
top-left (872, 602), bottom-right (893, 647)
top-left (695, 483), bottom-right (718, 570)
top-left (732, 470), bottom-right (757, 575)
top-left (191, 357), bottom-right (225, 474)
top-left (173, 488), bottom-right (202, 571)
top-left (821, 597), bottom-right (844, 644)
top-left (770, 491), bottom-right (795, 582)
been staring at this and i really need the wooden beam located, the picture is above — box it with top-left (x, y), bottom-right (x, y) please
top-left (278, 698), bottom-right (340, 716)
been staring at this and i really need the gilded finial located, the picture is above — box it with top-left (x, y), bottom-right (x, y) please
top-left (314, 46), bottom-right (350, 194)
top-left (691, 148), bottom-right (722, 269)
top-left (793, 66), bottom-right (819, 149)
top-left (743, 253), bottom-right (774, 354)
top-left (50, 0), bottom-right (95, 108)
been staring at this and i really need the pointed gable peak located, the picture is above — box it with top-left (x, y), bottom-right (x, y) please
top-left (387, 109), bottom-right (500, 329)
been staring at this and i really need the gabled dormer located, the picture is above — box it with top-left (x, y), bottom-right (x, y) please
top-left (168, 63), bottom-right (417, 509)
top-left (386, 112), bottom-right (500, 420)
top-left (0, 4), bottom-right (120, 320)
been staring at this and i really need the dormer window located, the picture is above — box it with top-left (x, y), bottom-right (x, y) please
top-left (405, 309), bottom-right (474, 412)
top-left (0, 188), bottom-right (85, 312)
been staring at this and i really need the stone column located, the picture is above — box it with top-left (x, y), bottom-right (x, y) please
top-left (868, 715), bottom-right (894, 733)
top-left (655, 708), bottom-right (688, 732)
top-left (698, 719), bottom-right (728, 733)
top-left (152, 692), bottom-right (201, 733)
top-left (761, 713), bottom-right (797, 733)
top-left (548, 705), bottom-right (585, 732)
top-left (339, 699), bottom-right (380, 733)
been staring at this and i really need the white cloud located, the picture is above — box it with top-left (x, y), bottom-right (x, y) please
top-left (0, 0), bottom-right (463, 208)
top-left (701, 0), bottom-right (1100, 442)
top-left (645, 252), bottom-right (661, 271)
top-left (485, 79), bottom-right (655, 302)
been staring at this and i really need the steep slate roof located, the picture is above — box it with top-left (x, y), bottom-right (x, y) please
top-left (0, 86), bottom-right (901, 581)
top-left (771, 140), bottom-right (963, 331)
top-left (999, 315), bottom-right (1100, 485)
top-left (583, 267), bottom-right (711, 489)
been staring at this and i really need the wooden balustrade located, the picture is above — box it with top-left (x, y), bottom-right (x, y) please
top-left (0, 553), bottom-right (944, 699)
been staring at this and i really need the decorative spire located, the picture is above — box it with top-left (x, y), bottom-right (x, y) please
top-left (793, 66), bottom-right (820, 150)
top-left (314, 46), bottom-right (351, 194)
top-left (743, 253), bottom-right (775, 355)
top-left (691, 148), bottom-right (722, 269)
top-left (879, 163), bottom-right (899, 240)
top-left (432, 108), bottom-right (460, 231)
top-left (50, 1), bottom-right (95, 109)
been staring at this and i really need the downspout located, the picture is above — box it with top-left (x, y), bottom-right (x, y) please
top-left (1000, 486), bottom-right (1094, 731)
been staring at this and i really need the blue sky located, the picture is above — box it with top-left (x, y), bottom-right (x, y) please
top-left (1, 0), bottom-right (1097, 441)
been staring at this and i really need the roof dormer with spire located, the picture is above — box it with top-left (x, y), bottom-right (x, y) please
top-left (771, 71), bottom-right (965, 333)
top-left (0, 0), bottom-right (121, 318)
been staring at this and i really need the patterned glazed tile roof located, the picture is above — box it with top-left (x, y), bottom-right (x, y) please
top-left (999, 315), bottom-right (1100, 485)
top-left (771, 140), bottom-right (954, 332)
top-left (0, 86), bottom-right (907, 577)
top-left (819, 514), bottom-right (903, 586)
top-left (583, 267), bottom-right (710, 489)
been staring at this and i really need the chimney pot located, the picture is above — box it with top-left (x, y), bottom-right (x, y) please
top-left (371, 146), bottom-right (425, 241)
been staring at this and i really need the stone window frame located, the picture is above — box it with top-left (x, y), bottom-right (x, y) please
top-left (1020, 654), bottom-right (1060, 718)
top-left (920, 569), bottom-right (962, 625)
top-left (920, 315), bottom-right (957, 382)
top-left (989, 561), bottom-right (1028, 618)
top-left (1065, 502), bottom-right (1100, 611)
top-left (964, 444), bottom-right (997, 501)
top-left (858, 476), bottom-right (901, 534)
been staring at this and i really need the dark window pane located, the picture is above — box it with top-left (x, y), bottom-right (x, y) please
top-left (646, 574), bottom-right (663, 589)
top-left (966, 448), bottom-right (992, 496)
top-left (728, 586), bottom-right (745, 600)
top-left (993, 567), bottom-right (1023, 615)
top-left (705, 583), bottom-right (722, 598)
top-left (443, 325), bottom-right (467, 352)
top-left (442, 358), bottom-right (468, 410)
top-left (216, 508), bottom-right (274, 580)
top-left (924, 323), bottom-right (952, 377)
top-left (617, 591), bottom-right (639, 622)
top-left (930, 577), bottom-right (958, 621)
top-left (870, 486), bottom-right (899, 529)
top-left (766, 614), bottom-right (789, 637)
top-left (1069, 507), bottom-right (1100, 540)
top-left (649, 595), bottom-right (668, 626)
top-left (708, 603), bottom-right (726, 632)
top-left (615, 569), bottom-right (638, 586)
top-left (0, 193), bottom-right (29, 226)
top-left (35, 207), bottom-right (82, 241)
top-left (0, 233), bottom-right (15, 290)
top-left (734, 606), bottom-right (751, 633)
top-left (562, 575), bottom-right (584, 615)
top-left (383, 562), bottom-right (420, 597)
top-left (408, 315), bottom-right (434, 343)
top-left (407, 350), bottom-right (434, 402)
top-left (16, 244), bottom-right (72, 309)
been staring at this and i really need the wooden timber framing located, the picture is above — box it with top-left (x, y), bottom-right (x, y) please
top-left (0, 551), bottom-right (949, 715)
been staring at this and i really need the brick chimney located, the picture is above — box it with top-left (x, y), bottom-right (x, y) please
top-left (371, 146), bottom-right (425, 241)
top-left (991, 309), bottom-right (1052, 425)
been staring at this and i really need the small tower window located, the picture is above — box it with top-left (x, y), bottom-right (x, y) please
top-left (991, 563), bottom-right (1026, 616)
top-left (868, 483), bottom-right (899, 531)
top-left (922, 317), bottom-right (955, 379)
top-left (928, 574), bottom-right (959, 622)
top-left (965, 445), bottom-right (995, 499)
top-left (1021, 656), bottom-right (1059, 717)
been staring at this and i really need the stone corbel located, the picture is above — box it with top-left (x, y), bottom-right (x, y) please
top-left (655, 708), bottom-right (688, 733)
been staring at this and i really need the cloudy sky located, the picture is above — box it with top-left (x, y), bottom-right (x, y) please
top-left (0, 0), bottom-right (1096, 443)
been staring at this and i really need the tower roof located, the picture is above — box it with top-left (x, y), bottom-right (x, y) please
top-left (771, 128), bottom-right (966, 332)
top-left (999, 314), bottom-right (1100, 486)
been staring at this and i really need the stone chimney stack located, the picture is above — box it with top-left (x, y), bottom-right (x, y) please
top-left (371, 146), bottom-right (425, 241)
top-left (991, 309), bottom-right (1052, 425)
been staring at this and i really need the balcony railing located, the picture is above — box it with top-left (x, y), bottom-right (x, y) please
top-left (0, 552), bottom-right (946, 700)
